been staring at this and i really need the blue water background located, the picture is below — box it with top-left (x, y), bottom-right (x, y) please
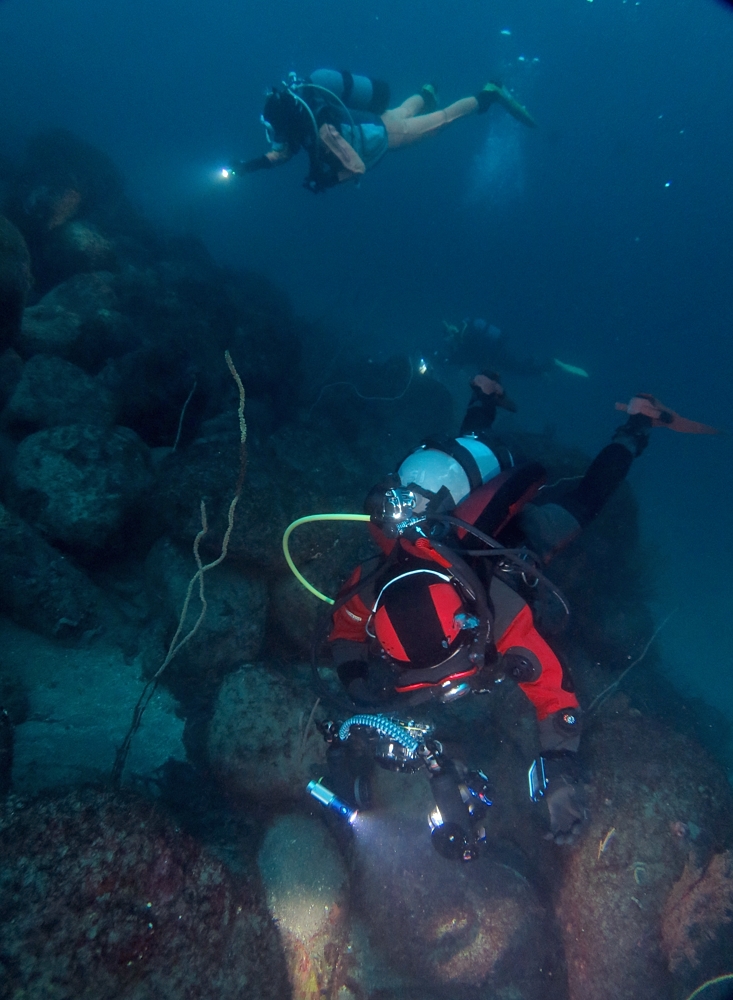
top-left (1, 0), bottom-right (732, 725)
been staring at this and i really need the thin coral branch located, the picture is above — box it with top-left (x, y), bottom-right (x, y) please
top-left (111, 352), bottom-right (247, 787)
top-left (300, 697), bottom-right (321, 761)
top-left (172, 377), bottom-right (197, 452)
top-left (586, 609), bottom-right (676, 716)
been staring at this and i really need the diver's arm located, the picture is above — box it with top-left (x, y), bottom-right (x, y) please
top-left (492, 582), bottom-right (585, 842)
top-left (503, 616), bottom-right (586, 845)
top-left (265, 145), bottom-right (294, 165)
top-left (230, 145), bottom-right (294, 175)
top-left (329, 566), bottom-right (396, 706)
top-left (495, 601), bottom-right (580, 730)
top-left (459, 372), bottom-right (517, 436)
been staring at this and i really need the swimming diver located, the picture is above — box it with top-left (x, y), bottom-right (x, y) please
top-left (442, 317), bottom-right (552, 377)
top-left (228, 68), bottom-right (536, 193)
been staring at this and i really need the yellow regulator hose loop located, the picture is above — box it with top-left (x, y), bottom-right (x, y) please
top-left (685, 974), bottom-right (733, 1000)
top-left (282, 513), bottom-right (372, 604)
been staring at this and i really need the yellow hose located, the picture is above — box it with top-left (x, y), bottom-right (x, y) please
top-left (282, 513), bottom-right (371, 604)
top-left (685, 974), bottom-right (733, 1000)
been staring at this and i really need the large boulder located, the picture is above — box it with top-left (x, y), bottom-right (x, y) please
top-left (555, 709), bottom-right (733, 1000)
top-left (18, 297), bottom-right (84, 357)
top-left (0, 786), bottom-right (289, 999)
top-left (1, 353), bottom-right (116, 433)
top-left (16, 271), bottom-right (132, 370)
top-left (98, 342), bottom-right (208, 448)
top-left (0, 215), bottom-right (32, 352)
top-left (207, 663), bottom-right (326, 805)
top-left (3, 129), bottom-right (143, 293)
top-left (0, 616), bottom-right (185, 794)
top-left (353, 779), bottom-right (553, 999)
top-left (0, 499), bottom-right (116, 638)
top-left (258, 814), bottom-right (350, 1000)
top-left (8, 423), bottom-right (152, 552)
top-left (43, 218), bottom-right (118, 280)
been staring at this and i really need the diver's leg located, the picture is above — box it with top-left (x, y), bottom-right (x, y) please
top-left (383, 96), bottom-right (478, 149)
top-left (559, 415), bottom-right (652, 527)
top-left (382, 84), bottom-right (438, 123)
top-left (517, 416), bottom-right (651, 562)
top-left (384, 94), bottom-right (427, 121)
top-left (558, 445), bottom-right (634, 528)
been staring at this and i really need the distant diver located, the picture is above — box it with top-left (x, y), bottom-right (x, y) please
top-left (228, 68), bottom-right (536, 193)
top-left (442, 317), bottom-right (552, 377)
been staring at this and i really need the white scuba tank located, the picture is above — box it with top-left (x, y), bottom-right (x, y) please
top-left (398, 436), bottom-right (503, 507)
top-left (308, 69), bottom-right (390, 114)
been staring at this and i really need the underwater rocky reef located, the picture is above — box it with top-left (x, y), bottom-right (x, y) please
top-left (0, 130), bottom-right (732, 1000)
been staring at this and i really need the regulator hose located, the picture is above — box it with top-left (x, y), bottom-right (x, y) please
top-left (282, 513), bottom-right (371, 604)
top-left (338, 714), bottom-right (421, 752)
top-left (684, 974), bottom-right (733, 1000)
top-left (429, 513), bottom-right (570, 623)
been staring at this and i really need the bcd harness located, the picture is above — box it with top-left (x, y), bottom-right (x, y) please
top-left (284, 78), bottom-right (374, 193)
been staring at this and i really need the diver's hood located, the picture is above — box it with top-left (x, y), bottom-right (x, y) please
top-left (263, 89), bottom-right (305, 144)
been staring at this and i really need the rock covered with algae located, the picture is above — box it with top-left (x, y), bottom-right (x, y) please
top-left (207, 662), bottom-right (326, 804)
top-left (0, 786), bottom-right (288, 999)
top-left (258, 814), bottom-right (350, 1000)
top-left (556, 710), bottom-right (733, 1000)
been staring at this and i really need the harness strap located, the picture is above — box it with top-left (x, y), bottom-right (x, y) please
top-left (422, 437), bottom-right (483, 492)
top-left (340, 70), bottom-right (355, 105)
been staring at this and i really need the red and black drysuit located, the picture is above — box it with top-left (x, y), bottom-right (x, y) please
top-left (329, 379), bottom-right (647, 757)
top-left (329, 535), bottom-right (581, 756)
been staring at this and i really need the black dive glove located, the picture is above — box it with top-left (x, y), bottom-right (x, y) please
top-left (337, 659), bottom-right (394, 706)
top-left (541, 753), bottom-right (586, 845)
top-left (230, 156), bottom-right (274, 175)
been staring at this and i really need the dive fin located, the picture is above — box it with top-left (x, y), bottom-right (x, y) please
top-left (476, 83), bottom-right (536, 126)
top-left (492, 84), bottom-right (536, 127)
top-left (615, 394), bottom-right (720, 435)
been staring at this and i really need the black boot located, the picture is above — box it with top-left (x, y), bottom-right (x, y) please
top-left (612, 413), bottom-right (653, 457)
top-left (420, 83), bottom-right (438, 113)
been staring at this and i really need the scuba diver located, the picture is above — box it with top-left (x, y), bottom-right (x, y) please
top-left (441, 317), bottom-right (552, 377)
top-left (308, 380), bottom-right (719, 859)
top-left (228, 68), bottom-right (536, 193)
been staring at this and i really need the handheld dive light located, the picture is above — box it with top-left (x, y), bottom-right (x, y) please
top-left (528, 756), bottom-right (547, 802)
top-left (307, 778), bottom-right (358, 824)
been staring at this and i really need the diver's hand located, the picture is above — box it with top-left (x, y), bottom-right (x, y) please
top-left (471, 373), bottom-right (505, 398)
top-left (232, 155), bottom-right (274, 175)
top-left (544, 775), bottom-right (586, 845)
top-left (470, 372), bottom-right (517, 413)
top-left (338, 660), bottom-right (394, 706)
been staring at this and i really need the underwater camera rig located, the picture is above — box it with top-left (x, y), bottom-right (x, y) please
top-left (307, 713), bottom-right (493, 862)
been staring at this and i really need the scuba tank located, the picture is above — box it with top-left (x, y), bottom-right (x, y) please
top-left (277, 70), bottom-right (390, 192)
top-left (308, 69), bottom-right (390, 114)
